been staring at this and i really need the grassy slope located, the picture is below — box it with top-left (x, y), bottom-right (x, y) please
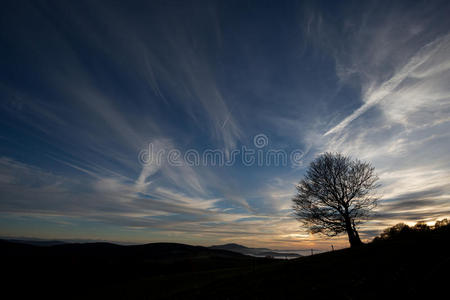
top-left (111, 232), bottom-right (450, 299)
top-left (2, 230), bottom-right (449, 299)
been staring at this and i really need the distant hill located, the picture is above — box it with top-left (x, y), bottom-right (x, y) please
top-left (1, 239), bottom-right (273, 299)
top-left (0, 240), bottom-right (250, 261)
top-left (209, 243), bottom-right (301, 258)
top-left (209, 243), bottom-right (252, 251)
top-left (4, 239), bottom-right (67, 247)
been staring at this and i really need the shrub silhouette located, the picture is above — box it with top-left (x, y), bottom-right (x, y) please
top-left (373, 218), bottom-right (450, 242)
top-left (412, 221), bottom-right (430, 232)
top-left (376, 223), bottom-right (411, 240)
top-left (435, 218), bottom-right (449, 229)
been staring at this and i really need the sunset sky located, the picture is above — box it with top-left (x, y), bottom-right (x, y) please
top-left (1, 0), bottom-right (450, 250)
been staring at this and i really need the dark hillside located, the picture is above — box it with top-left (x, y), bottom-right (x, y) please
top-left (185, 222), bottom-right (450, 299)
top-left (2, 224), bottom-right (449, 299)
top-left (0, 240), bottom-right (270, 298)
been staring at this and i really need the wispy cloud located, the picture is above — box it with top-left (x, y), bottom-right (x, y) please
top-left (1, 0), bottom-right (449, 249)
top-left (325, 33), bottom-right (450, 136)
top-left (313, 2), bottom-right (450, 232)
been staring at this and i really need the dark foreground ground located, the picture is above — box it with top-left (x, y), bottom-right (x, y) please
top-left (2, 230), bottom-right (449, 299)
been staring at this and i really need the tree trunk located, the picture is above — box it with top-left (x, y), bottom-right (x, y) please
top-left (345, 218), bottom-right (363, 248)
top-left (347, 229), bottom-right (362, 247)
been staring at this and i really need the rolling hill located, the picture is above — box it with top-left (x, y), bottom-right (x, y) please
top-left (2, 227), bottom-right (449, 299)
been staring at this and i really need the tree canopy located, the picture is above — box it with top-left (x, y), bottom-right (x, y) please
top-left (292, 152), bottom-right (380, 247)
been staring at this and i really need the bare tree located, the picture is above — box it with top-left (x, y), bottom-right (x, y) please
top-left (292, 153), bottom-right (379, 247)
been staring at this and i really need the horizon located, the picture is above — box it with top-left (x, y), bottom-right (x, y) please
top-left (1, 0), bottom-right (450, 251)
top-left (0, 235), bottom-right (337, 253)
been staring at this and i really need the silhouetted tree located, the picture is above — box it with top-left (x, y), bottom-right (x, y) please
top-left (412, 221), bottom-right (430, 232)
top-left (373, 219), bottom-right (450, 242)
top-left (435, 218), bottom-right (449, 228)
top-left (376, 223), bottom-right (411, 240)
top-left (292, 153), bottom-right (380, 247)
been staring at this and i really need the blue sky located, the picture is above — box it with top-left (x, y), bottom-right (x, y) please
top-left (1, 0), bottom-right (450, 249)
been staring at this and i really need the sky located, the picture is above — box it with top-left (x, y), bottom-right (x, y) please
top-left (1, 0), bottom-right (450, 250)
